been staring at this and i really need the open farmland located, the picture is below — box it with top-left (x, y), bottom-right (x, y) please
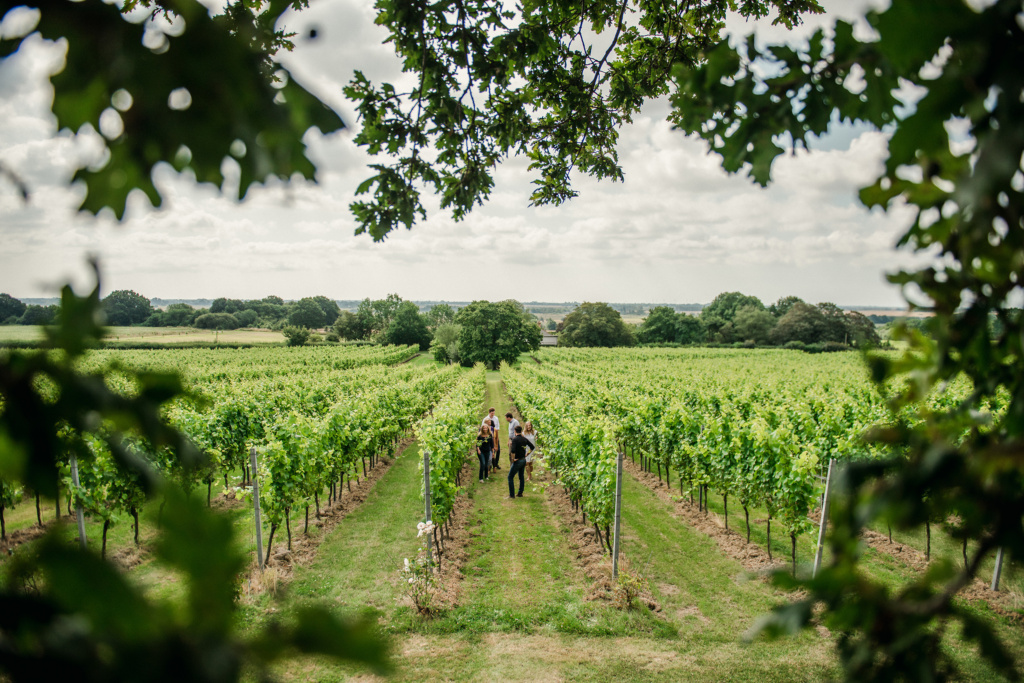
top-left (0, 325), bottom-right (287, 344)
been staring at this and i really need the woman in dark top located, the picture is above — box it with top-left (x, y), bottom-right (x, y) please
top-left (476, 423), bottom-right (493, 483)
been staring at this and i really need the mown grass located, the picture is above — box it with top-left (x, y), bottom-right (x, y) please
top-left (630, 459), bottom-right (1024, 680)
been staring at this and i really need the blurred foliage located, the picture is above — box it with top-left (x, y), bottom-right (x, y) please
top-left (0, 265), bottom-right (389, 681)
top-left (0, 0), bottom-right (343, 218)
top-left (669, 0), bottom-right (1024, 678)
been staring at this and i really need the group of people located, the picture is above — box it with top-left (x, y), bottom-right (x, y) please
top-left (476, 408), bottom-right (537, 499)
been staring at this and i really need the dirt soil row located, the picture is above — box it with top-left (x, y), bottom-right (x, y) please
top-left (545, 481), bottom-right (659, 611)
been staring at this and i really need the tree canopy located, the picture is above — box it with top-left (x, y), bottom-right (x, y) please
top-left (455, 300), bottom-right (540, 369)
top-left (0, 0), bottom-right (343, 219)
top-left (0, 293), bottom-right (27, 322)
top-left (559, 302), bottom-right (636, 348)
top-left (311, 296), bottom-right (341, 326)
top-left (288, 297), bottom-right (327, 329)
top-left (383, 301), bottom-right (431, 350)
top-left (699, 292), bottom-right (765, 342)
top-left (102, 289), bottom-right (154, 326)
top-left (426, 303), bottom-right (457, 329)
top-left (636, 306), bottom-right (684, 344)
top-left (343, 0), bottom-right (822, 239)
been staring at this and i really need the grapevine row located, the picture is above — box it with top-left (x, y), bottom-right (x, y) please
top-left (415, 364), bottom-right (486, 558)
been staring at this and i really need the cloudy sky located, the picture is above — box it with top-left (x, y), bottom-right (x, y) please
top-left (0, 0), bottom-right (921, 307)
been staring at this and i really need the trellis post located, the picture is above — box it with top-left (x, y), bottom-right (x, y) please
top-left (70, 454), bottom-right (87, 549)
top-left (991, 547), bottom-right (1005, 591)
top-left (612, 449), bottom-right (624, 580)
top-left (813, 458), bottom-right (836, 578)
top-left (423, 449), bottom-right (433, 568)
top-left (251, 447), bottom-right (264, 571)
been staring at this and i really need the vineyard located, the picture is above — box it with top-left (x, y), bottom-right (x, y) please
top-left (506, 348), bottom-right (1008, 576)
top-left (1, 345), bottom-right (1021, 681)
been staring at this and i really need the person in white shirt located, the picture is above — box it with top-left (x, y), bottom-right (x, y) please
top-left (482, 408), bottom-right (501, 469)
top-left (505, 412), bottom-right (519, 459)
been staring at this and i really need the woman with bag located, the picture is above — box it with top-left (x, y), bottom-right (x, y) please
top-left (523, 421), bottom-right (538, 481)
top-left (476, 423), bottom-right (493, 483)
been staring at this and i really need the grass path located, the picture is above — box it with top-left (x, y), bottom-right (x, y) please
top-left (249, 439), bottom-right (431, 625)
top-left (440, 372), bottom-right (623, 630)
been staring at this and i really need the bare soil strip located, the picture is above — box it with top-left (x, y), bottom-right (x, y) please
top-left (859, 528), bottom-right (1023, 619)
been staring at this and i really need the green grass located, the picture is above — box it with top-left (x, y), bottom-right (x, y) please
top-left (629, 459), bottom-right (1024, 680)
top-left (265, 442), bottom-right (429, 618)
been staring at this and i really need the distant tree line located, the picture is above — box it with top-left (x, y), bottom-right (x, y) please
top-left (0, 293), bottom-right (59, 326)
top-left (0, 291), bottom-right (344, 332)
top-left (2, 289), bottom-right (921, 355)
top-left (555, 293), bottom-right (890, 351)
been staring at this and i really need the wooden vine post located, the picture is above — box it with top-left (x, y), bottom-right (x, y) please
top-left (69, 454), bottom-right (87, 549)
top-left (423, 449), bottom-right (433, 569)
top-left (991, 547), bottom-right (1005, 592)
top-left (612, 448), bottom-right (624, 580)
top-left (251, 446), bottom-right (264, 572)
top-left (812, 458), bottom-right (836, 578)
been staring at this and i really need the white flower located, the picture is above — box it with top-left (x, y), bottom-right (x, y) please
top-left (404, 558), bottom-right (410, 571)
top-left (408, 577), bottom-right (416, 584)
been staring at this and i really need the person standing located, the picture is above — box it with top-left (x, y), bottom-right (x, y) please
top-left (483, 408), bottom-right (501, 469)
top-left (505, 412), bottom-right (520, 462)
top-left (522, 421), bottom-right (537, 481)
top-left (476, 423), bottom-right (493, 483)
top-left (507, 424), bottom-right (534, 499)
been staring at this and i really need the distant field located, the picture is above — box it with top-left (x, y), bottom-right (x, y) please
top-left (0, 326), bottom-right (284, 344)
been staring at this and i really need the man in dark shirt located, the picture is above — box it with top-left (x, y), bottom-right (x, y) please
top-left (507, 424), bottom-right (535, 499)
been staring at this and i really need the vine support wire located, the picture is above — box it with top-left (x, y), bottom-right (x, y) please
top-left (69, 454), bottom-right (87, 549)
top-left (991, 547), bottom-right (1005, 591)
top-left (813, 458), bottom-right (836, 578)
top-left (612, 449), bottom-right (624, 580)
top-left (251, 447), bottom-right (264, 572)
top-left (423, 449), bottom-right (433, 569)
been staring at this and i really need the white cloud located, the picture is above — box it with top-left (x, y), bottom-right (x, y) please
top-left (0, 0), bottom-right (921, 307)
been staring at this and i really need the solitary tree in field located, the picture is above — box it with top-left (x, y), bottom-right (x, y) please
top-left (560, 302), bottom-right (635, 348)
top-left (288, 298), bottom-right (327, 330)
top-left (456, 300), bottom-right (540, 368)
top-left (102, 290), bottom-right (154, 326)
